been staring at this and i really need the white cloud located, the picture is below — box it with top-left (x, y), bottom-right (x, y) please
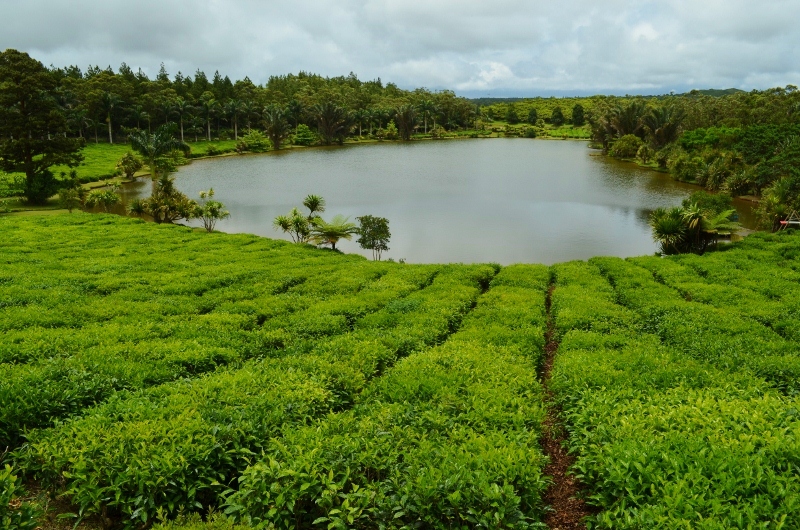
top-left (0, 0), bottom-right (798, 96)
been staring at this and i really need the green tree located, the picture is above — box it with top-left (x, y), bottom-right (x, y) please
top-left (292, 124), bottom-right (317, 146)
top-left (642, 105), bottom-right (685, 149)
top-left (506, 105), bottom-right (520, 124)
top-left (263, 106), bottom-right (291, 150)
top-left (191, 188), bottom-right (230, 232)
top-left (527, 108), bottom-right (538, 125)
top-left (550, 106), bottom-right (565, 126)
top-left (173, 97), bottom-right (194, 142)
top-left (302, 194), bottom-right (326, 220)
top-left (128, 124), bottom-right (189, 185)
top-left (310, 214), bottom-right (359, 250)
top-left (198, 92), bottom-right (219, 141)
top-left (0, 49), bottom-right (84, 204)
top-left (100, 91), bottom-right (123, 144)
top-left (314, 101), bottom-right (351, 145)
top-left (385, 120), bottom-right (399, 140)
top-left (225, 99), bottom-right (242, 140)
top-left (572, 104), bottom-right (585, 126)
top-left (417, 99), bottom-right (436, 134)
top-left (609, 134), bottom-right (644, 158)
top-left (394, 104), bottom-right (418, 140)
top-left (356, 215), bottom-right (391, 260)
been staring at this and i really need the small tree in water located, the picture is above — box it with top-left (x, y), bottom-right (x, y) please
top-left (356, 215), bottom-right (391, 260)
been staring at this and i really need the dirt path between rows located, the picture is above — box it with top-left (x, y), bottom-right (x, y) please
top-left (540, 284), bottom-right (595, 529)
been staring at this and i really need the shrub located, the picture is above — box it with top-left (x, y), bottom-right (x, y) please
top-left (292, 124), bottom-right (317, 146)
top-left (609, 134), bottom-right (644, 158)
top-left (0, 465), bottom-right (41, 530)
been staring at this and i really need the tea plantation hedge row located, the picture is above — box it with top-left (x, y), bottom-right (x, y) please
top-left (2, 213), bottom-right (800, 529)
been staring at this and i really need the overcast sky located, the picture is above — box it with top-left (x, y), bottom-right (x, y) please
top-left (1, 0), bottom-right (799, 97)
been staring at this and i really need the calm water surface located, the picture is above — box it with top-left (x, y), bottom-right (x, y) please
top-left (121, 139), bottom-right (756, 264)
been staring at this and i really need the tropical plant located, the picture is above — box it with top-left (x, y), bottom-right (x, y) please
top-left (128, 174), bottom-right (195, 223)
top-left (572, 104), bottom-right (585, 126)
top-left (642, 105), bottom-right (685, 148)
top-left (292, 124), bottom-right (317, 146)
top-left (262, 106), bottom-right (291, 150)
top-left (173, 97), bottom-right (194, 142)
top-left (273, 207), bottom-right (311, 243)
top-left (191, 188), bottom-right (230, 232)
top-left (384, 120), bottom-right (399, 141)
top-left (128, 124), bottom-right (189, 184)
top-left (314, 101), bottom-right (351, 145)
top-left (394, 104), bottom-right (418, 140)
top-left (302, 194), bottom-right (326, 220)
top-left (550, 106), bottom-right (565, 126)
top-left (649, 207), bottom-right (688, 254)
top-left (85, 185), bottom-right (121, 213)
top-left (237, 130), bottom-right (269, 153)
top-left (116, 152), bottom-right (144, 179)
top-left (609, 134), bottom-right (643, 158)
top-left (310, 214), bottom-right (359, 250)
top-left (100, 91), bottom-right (123, 144)
top-left (417, 99), bottom-right (436, 134)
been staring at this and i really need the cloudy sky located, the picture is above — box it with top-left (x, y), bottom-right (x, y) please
top-left (1, 0), bottom-right (799, 97)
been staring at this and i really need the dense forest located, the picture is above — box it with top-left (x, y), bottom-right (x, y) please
top-left (2, 48), bottom-right (800, 226)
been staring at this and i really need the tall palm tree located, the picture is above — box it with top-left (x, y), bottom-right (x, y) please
top-left (100, 91), bottom-right (123, 144)
top-left (310, 214), bottom-right (359, 251)
top-left (262, 106), bottom-right (291, 150)
top-left (286, 99), bottom-right (304, 132)
top-left (416, 99), bottom-right (435, 134)
top-left (313, 101), bottom-right (351, 145)
top-left (353, 108), bottom-right (369, 137)
top-left (225, 99), bottom-right (242, 140)
top-left (173, 97), bottom-right (194, 143)
top-left (158, 100), bottom-right (175, 125)
top-left (642, 105), bottom-right (685, 148)
top-left (240, 100), bottom-right (258, 133)
top-left (128, 105), bottom-right (149, 131)
top-left (129, 124), bottom-right (189, 189)
top-left (610, 100), bottom-right (648, 138)
top-left (198, 93), bottom-right (218, 141)
top-left (394, 104), bottom-right (418, 140)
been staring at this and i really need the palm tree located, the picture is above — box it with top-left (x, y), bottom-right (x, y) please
top-left (310, 214), bottom-right (359, 251)
top-left (100, 91), bottom-right (123, 144)
top-left (649, 207), bottom-right (687, 255)
top-left (198, 93), bottom-right (219, 141)
top-left (286, 99), bottom-right (304, 132)
top-left (610, 100), bottom-right (648, 138)
top-left (262, 106), bottom-right (291, 150)
top-left (225, 99), bottom-right (242, 140)
top-left (394, 104), bottom-right (418, 140)
top-left (173, 97), bottom-right (194, 143)
top-left (313, 101), bottom-right (351, 145)
top-left (302, 194), bottom-right (325, 220)
top-left (642, 105), bottom-right (685, 149)
top-left (417, 99), bottom-right (435, 134)
top-left (158, 100), bottom-right (175, 125)
top-left (129, 124), bottom-right (189, 188)
top-left (240, 100), bottom-right (258, 133)
top-left (128, 105), bottom-right (149, 131)
top-left (273, 207), bottom-right (311, 243)
top-left (353, 108), bottom-right (369, 137)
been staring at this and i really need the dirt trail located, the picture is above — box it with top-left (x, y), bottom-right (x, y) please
top-left (540, 284), bottom-right (595, 529)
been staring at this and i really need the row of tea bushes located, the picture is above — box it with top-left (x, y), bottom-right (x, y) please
top-left (549, 259), bottom-right (800, 528)
top-left (0, 264), bottom-right (441, 447)
top-left (18, 265), bottom-right (495, 528)
top-left (223, 265), bottom-right (551, 529)
top-left (590, 255), bottom-right (800, 395)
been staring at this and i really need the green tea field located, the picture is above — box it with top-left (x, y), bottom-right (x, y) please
top-left (2, 213), bottom-right (800, 529)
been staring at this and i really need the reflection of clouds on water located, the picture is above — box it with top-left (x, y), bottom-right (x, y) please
top-left (118, 140), bottom-right (753, 264)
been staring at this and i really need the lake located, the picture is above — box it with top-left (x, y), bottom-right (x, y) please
top-left (121, 139), bottom-right (757, 264)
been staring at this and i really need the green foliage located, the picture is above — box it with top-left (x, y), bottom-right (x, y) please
top-left (130, 175), bottom-right (195, 224)
top-left (681, 190), bottom-right (733, 215)
top-left (550, 106), bottom-right (564, 126)
top-left (609, 134), bottom-right (643, 158)
top-left (571, 104), bottom-right (585, 126)
top-left (310, 214), bottom-right (359, 251)
top-left (191, 189), bottom-right (230, 232)
top-left (356, 215), bottom-right (391, 260)
top-left (384, 120), bottom-right (399, 141)
top-left (649, 202), bottom-right (739, 255)
top-left (84, 185), bottom-right (121, 213)
top-left (236, 130), bottom-right (268, 153)
top-left (292, 124), bottom-right (317, 146)
top-left (506, 105), bottom-right (520, 124)
top-left (549, 237), bottom-right (800, 528)
top-left (116, 151), bottom-right (144, 179)
top-left (0, 49), bottom-right (84, 204)
top-left (0, 464), bottom-right (41, 530)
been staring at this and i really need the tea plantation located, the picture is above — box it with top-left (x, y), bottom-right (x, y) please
top-left (2, 213), bottom-right (800, 529)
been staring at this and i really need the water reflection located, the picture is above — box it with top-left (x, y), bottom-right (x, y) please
top-left (115, 139), bottom-right (755, 264)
